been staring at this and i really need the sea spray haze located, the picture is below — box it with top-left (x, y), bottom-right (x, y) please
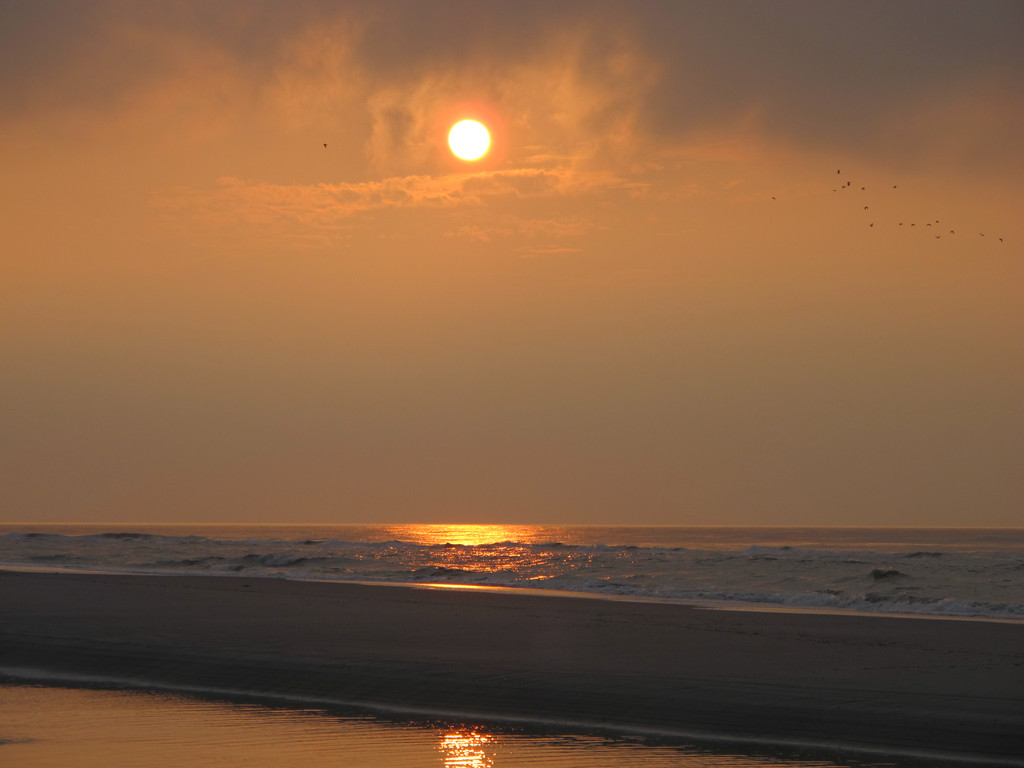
top-left (1, 525), bottom-right (1021, 621)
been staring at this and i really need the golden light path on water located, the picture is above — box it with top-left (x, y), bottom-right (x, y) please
top-left (370, 524), bottom-right (582, 578)
top-left (379, 524), bottom-right (543, 546)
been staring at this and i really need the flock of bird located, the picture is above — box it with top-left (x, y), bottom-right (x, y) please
top-left (771, 169), bottom-right (1007, 245)
top-left (826, 168), bottom-right (1005, 244)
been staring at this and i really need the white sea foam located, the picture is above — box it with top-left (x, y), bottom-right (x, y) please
top-left (1, 525), bottom-right (1022, 621)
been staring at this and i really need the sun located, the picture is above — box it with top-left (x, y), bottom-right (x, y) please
top-left (448, 120), bottom-right (490, 161)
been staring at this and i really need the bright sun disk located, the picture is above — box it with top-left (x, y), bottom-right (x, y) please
top-left (448, 120), bottom-right (489, 161)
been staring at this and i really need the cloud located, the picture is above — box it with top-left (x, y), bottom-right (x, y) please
top-left (6, 1), bottom-right (1022, 145)
top-left (633, 1), bottom-right (1024, 170)
top-left (353, 15), bottom-right (661, 178)
top-left (870, 75), bottom-right (1024, 174)
top-left (153, 166), bottom-right (621, 249)
top-left (518, 245), bottom-right (585, 258)
top-left (7, 1), bottom-right (1021, 173)
top-left (7, 0), bottom-right (1023, 254)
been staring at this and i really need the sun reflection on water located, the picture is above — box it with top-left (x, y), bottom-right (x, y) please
top-left (438, 729), bottom-right (495, 768)
top-left (376, 525), bottom-right (571, 577)
top-left (356, 524), bottom-right (599, 583)
top-left (382, 525), bottom-right (541, 547)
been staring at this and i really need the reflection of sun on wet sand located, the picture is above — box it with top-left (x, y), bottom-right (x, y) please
top-left (1, 570), bottom-right (1022, 764)
top-left (439, 730), bottom-right (494, 768)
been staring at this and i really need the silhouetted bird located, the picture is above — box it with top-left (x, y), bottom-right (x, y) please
top-left (861, 187), bottom-right (865, 190)
top-left (950, 230), bottom-right (955, 235)
top-left (869, 223), bottom-right (874, 227)
top-left (892, 185), bottom-right (897, 189)
top-left (837, 169), bottom-right (841, 174)
top-left (999, 238), bottom-right (1004, 242)
top-left (864, 206), bottom-right (869, 210)
top-left (323, 143), bottom-right (328, 148)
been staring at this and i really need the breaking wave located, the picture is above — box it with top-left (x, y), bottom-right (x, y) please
top-left (2, 527), bottom-right (1022, 621)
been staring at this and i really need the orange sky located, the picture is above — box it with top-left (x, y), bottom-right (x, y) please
top-left (2, 1), bottom-right (1022, 525)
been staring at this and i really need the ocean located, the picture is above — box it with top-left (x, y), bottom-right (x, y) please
top-left (2, 524), bottom-right (1022, 621)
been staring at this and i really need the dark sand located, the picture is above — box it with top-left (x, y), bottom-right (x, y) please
top-left (1, 570), bottom-right (1022, 762)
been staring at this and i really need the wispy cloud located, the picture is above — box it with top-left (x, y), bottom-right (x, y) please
top-left (153, 165), bottom-right (627, 249)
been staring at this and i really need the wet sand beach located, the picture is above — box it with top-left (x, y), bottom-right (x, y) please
top-left (1, 570), bottom-right (1022, 763)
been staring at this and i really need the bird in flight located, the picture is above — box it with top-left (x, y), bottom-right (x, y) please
top-left (323, 143), bottom-right (328, 148)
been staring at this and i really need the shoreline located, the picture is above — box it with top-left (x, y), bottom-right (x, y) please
top-left (2, 569), bottom-right (1022, 763)
top-left (2, 564), bottom-right (1019, 624)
